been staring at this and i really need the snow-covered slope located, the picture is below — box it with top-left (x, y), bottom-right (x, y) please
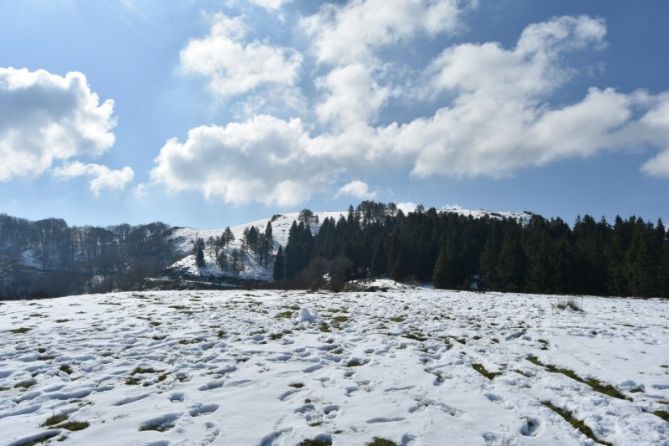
top-left (164, 208), bottom-right (533, 282)
top-left (1, 288), bottom-right (667, 445)
top-left (166, 211), bottom-right (348, 281)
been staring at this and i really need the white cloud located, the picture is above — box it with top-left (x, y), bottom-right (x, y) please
top-left (316, 63), bottom-right (390, 128)
top-left (301, 0), bottom-right (472, 66)
top-left (248, 0), bottom-right (292, 11)
top-left (158, 13), bottom-right (669, 207)
top-left (384, 16), bottom-right (628, 178)
top-left (639, 93), bottom-right (669, 177)
top-left (150, 115), bottom-right (331, 206)
top-left (0, 67), bottom-right (116, 182)
top-left (336, 180), bottom-right (377, 200)
top-left (180, 12), bottom-right (302, 97)
top-left (53, 162), bottom-right (134, 197)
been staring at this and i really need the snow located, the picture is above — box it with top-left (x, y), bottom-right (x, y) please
top-left (1, 288), bottom-right (667, 445)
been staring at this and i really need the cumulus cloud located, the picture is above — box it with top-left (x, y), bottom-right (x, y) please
top-left (0, 67), bottom-right (116, 182)
top-left (301, 0), bottom-right (472, 65)
top-left (336, 180), bottom-right (377, 200)
top-left (248, 0), bottom-right (292, 11)
top-left (150, 115), bottom-right (333, 206)
top-left (180, 12), bottom-right (302, 97)
top-left (639, 93), bottom-right (669, 177)
top-left (316, 63), bottom-right (390, 128)
top-left (53, 162), bottom-right (134, 197)
top-left (157, 12), bottom-right (669, 207)
top-left (384, 16), bottom-right (633, 178)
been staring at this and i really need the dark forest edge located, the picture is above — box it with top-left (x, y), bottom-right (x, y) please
top-left (1, 201), bottom-right (668, 299)
top-left (276, 203), bottom-right (669, 298)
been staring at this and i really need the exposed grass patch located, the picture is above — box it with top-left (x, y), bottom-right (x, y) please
top-left (125, 377), bottom-right (141, 385)
top-left (217, 330), bottom-right (226, 339)
top-left (653, 410), bottom-right (669, 422)
top-left (554, 298), bottom-right (584, 312)
top-left (42, 414), bottom-right (68, 427)
top-left (402, 332), bottom-right (427, 342)
top-left (10, 327), bottom-right (31, 334)
top-left (346, 358), bottom-right (364, 367)
top-left (319, 322), bottom-right (331, 333)
top-left (472, 363), bottom-right (501, 380)
top-left (178, 338), bottom-right (203, 345)
top-left (298, 437), bottom-right (332, 446)
top-left (527, 356), bottom-right (628, 400)
top-left (289, 383), bottom-right (304, 388)
top-left (331, 315), bottom-right (348, 328)
top-left (369, 439), bottom-right (398, 446)
top-left (55, 319), bottom-right (69, 323)
top-left (59, 421), bottom-right (89, 431)
top-left (389, 316), bottom-right (405, 323)
top-left (59, 364), bottom-right (73, 375)
top-left (542, 401), bottom-right (611, 446)
top-left (14, 379), bottom-right (36, 390)
top-left (132, 367), bottom-right (162, 375)
top-left (276, 310), bottom-right (293, 319)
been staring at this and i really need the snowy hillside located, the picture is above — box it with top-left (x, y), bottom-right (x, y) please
top-left (1, 288), bottom-right (667, 445)
top-left (164, 207), bottom-right (533, 282)
top-left (166, 211), bottom-right (348, 281)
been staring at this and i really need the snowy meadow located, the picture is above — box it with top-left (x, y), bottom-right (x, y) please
top-left (1, 285), bottom-right (668, 445)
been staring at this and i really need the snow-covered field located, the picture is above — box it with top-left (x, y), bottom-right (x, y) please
top-left (1, 286), bottom-right (668, 445)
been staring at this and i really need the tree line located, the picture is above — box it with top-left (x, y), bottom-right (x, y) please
top-left (0, 214), bottom-right (175, 298)
top-left (274, 202), bottom-right (669, 297)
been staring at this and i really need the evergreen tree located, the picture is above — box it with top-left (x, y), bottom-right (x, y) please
top-left (432, 246), bottom-right (450, 289)
top-left (222, 227), bottom-right (235, 247)
top-left (370, 241), bottom-right (387, 276)
top-left (273, 246), bottom-right (285, 282)
top-left (496, 227), bottom-right (526, 291)
top-left (216, 251), bottom-right (228, 271)
top-left (194, 237), bottom-right (206, 268)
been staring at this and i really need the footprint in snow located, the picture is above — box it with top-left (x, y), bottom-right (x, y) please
top-left (520, 417), bottom-right (541, 437)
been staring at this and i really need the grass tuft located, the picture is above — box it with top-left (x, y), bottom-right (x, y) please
top-left (368, 439), bottom-right (398, 446)
top-left (653, 410), bottom-right (669, 422)
top-left (59, 421), bottom-right (89, 431)
top-left (42, 414), bottom-right (68, 427)
top-left (527, 356), bottom-right (628, 400)
top-left (472, 363), bottom-right (501, 380)
top-left (542, 401), bottom-right (611, 445)
top-left (10, 327), bottom-right (31, 334)
top-left (59, 364), bottom-right (73, 375)
top-left (554, 298), bottom-right (584, 312)
top-left (298, 437), bottom-right (332, 446)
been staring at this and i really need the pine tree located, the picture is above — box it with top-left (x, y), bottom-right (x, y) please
top-left (273, 246), bottom-right (285, 282)
top-left (222, 227), bottom-right (234, 247)
top-left (496, 227), bottom-right (526, 291)
top-left (370, 241), bottom-right (387, 276)
top-left (432, 246), bottom-right (450, 289)
top-left (216, 251), bottom-right (227, 272)
top-left (194, 237), bottom-right (206, 268)
top-left (390, 248), bottom-right (410, 281)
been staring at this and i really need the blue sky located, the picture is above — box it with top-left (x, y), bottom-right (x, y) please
top-left (0, 0), bottom-right (668, 228)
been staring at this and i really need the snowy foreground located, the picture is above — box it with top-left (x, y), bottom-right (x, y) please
top-left (1, 286), bottom-right (668, 446)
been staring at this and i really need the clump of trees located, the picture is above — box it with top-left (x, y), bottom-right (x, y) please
top-left (274, 202), bottom-right (669, 298)
top-left (0, 214), bottom-right (175, 298)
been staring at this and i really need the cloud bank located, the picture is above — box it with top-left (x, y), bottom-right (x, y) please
top-left (0, 68), bottom-right (116, 182)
